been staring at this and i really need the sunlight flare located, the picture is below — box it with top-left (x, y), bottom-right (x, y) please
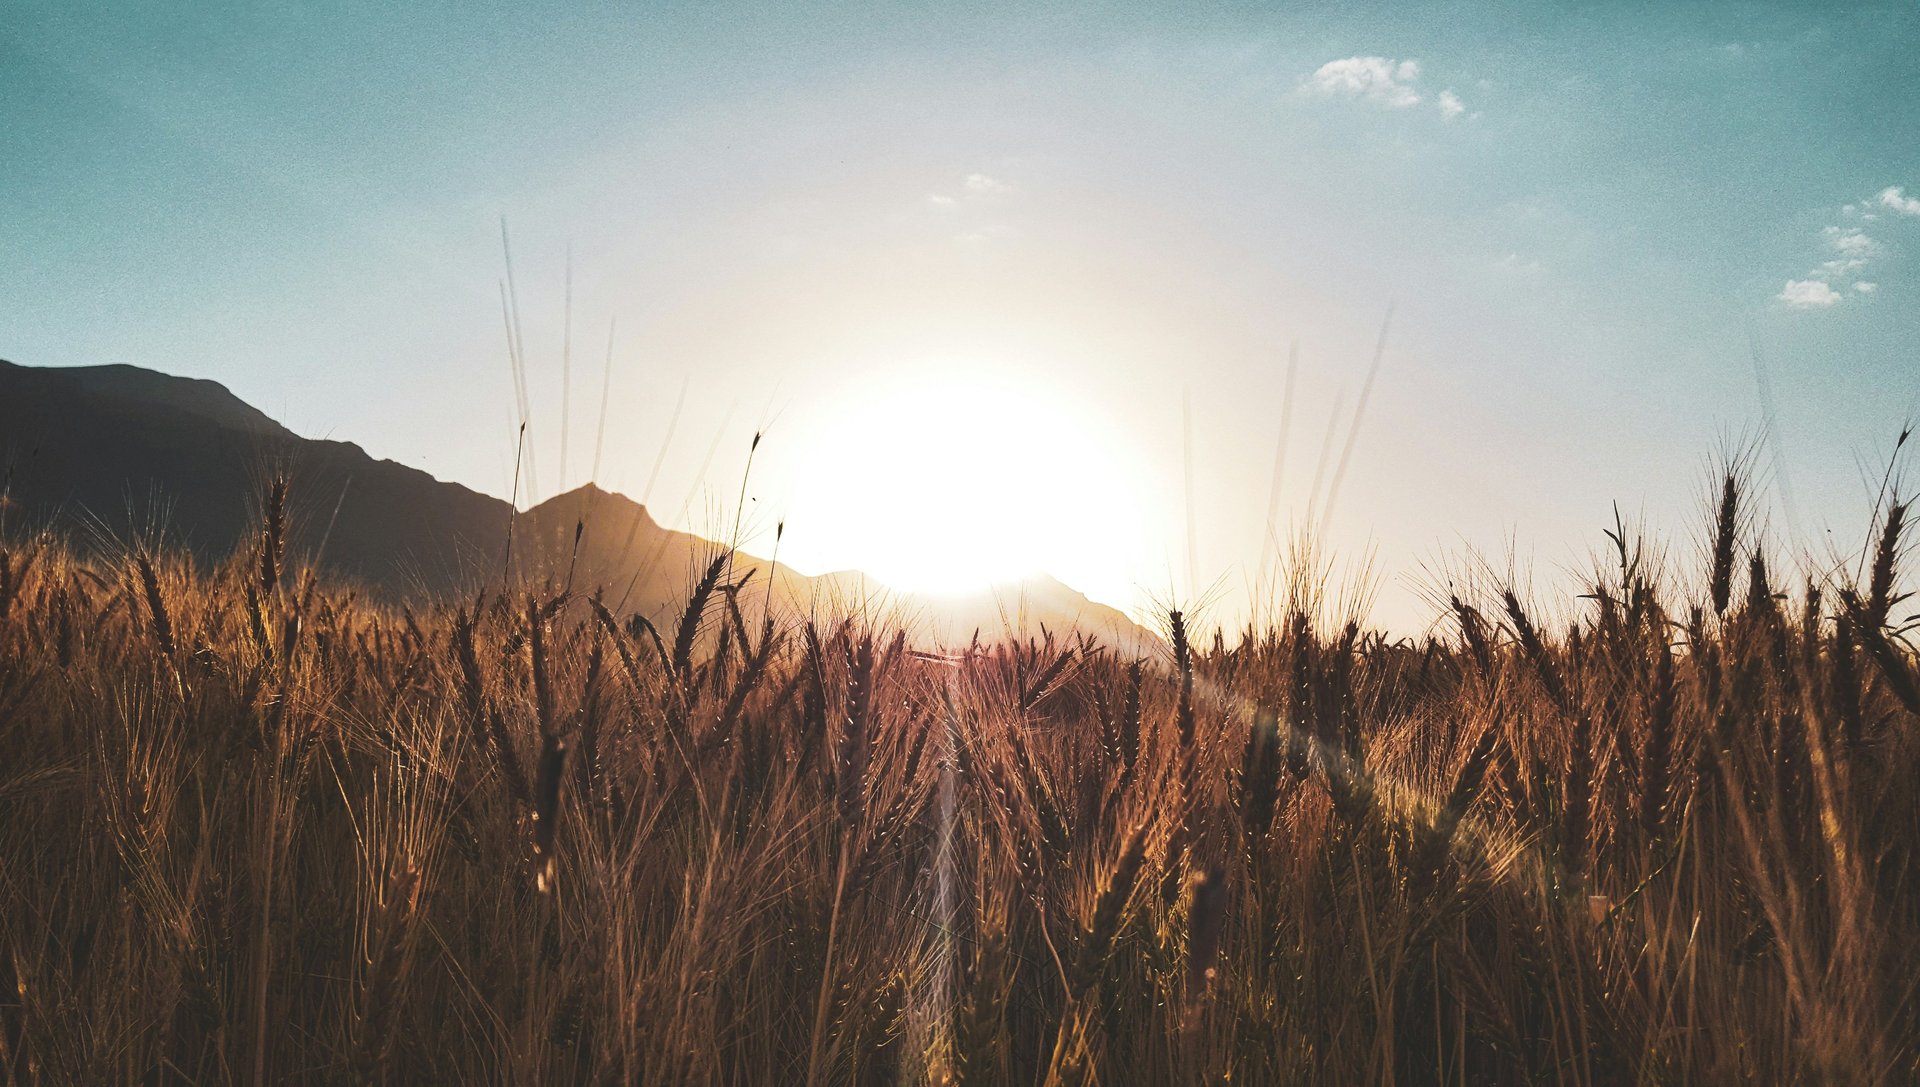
top-left (776, 360), bottom-right (1151, 601)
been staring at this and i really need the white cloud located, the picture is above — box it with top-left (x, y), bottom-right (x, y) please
top-left (926, 193), bottom-right (957, 208)
top-left (1778, 279), bottom-right (1842, 308)
top-left (1824, 226), bottom-right (1875, 255)
top-left (964, 172), bottom-right (1011, 195)
top-left (1880, 186), bottom-right (1920, 216)
top-left (1307, 56), bottom-right (1423, 108)
top-left (1438, 89), bottom-right (1466, 119)
top-left (1774, 191), bottom-right (1911, 305)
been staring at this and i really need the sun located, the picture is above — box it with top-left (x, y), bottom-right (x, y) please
top-left (775, 360), bottom-right (1153, 603)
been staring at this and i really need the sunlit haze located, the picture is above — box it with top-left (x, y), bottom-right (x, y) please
top-left (774, 358), bottom-right (1158, 601)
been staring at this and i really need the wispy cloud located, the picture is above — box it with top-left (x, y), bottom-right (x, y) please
top-left (1778, 279), bottom-right (1841, 308)
top-left (925, 172), bottom-right (1012, 211)
top-left (1824, 226), bottom-right (1875, 255)
top-left (1305, 57), bottom-right (1472, 120)
top-left (1816, 228), bottom-right (1873, 279)
top-left (1880, 186), bottom-right (1920, 217)
top-left (1774, 216), bottom-right (1894, 308)
top-left (1307, 57), bottom-right (1424, 108)
top-left (1805, 183), bottom-right (1920, 303)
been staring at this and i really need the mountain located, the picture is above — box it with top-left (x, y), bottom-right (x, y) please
top-left (0, 359), bottom-right (1156, 649)
top-left (514, 482), bottom-right (1156, 648)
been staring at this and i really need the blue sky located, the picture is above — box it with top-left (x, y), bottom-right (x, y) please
top-left (4, 1), bottom-right (1916, 629)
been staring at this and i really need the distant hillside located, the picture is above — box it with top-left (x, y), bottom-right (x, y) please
top-left (515, 483), bottom-right (1153, 647)
top-left (0, 359), bottom-right (1155, 649)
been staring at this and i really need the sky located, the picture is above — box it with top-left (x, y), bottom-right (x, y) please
top-left (4, 0), bottom-right (1917, 633)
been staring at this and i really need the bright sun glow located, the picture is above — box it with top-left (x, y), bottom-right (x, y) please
top-left (775, 361), bottom-right (1154, 603)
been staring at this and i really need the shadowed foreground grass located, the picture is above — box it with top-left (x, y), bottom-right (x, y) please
top-left (0, 467), bottom-right (1915, 1084)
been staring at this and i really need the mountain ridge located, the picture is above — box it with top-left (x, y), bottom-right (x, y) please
top-left (0, 359), bottom-right (1156, 649)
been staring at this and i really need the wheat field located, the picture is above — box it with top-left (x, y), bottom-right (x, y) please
top-left (0, 456), bottom-right (1915, 1085)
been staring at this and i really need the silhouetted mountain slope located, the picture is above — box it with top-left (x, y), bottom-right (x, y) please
top-left (515, 484), bottom-right (1152, 647)
top-left (0, 359), bottom-right (1154, 648)
top-left (0, 358), bottom-right (511, 593)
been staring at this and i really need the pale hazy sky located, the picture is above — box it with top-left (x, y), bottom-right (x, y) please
top-left (5, 1), bottom-right (1916, 630)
